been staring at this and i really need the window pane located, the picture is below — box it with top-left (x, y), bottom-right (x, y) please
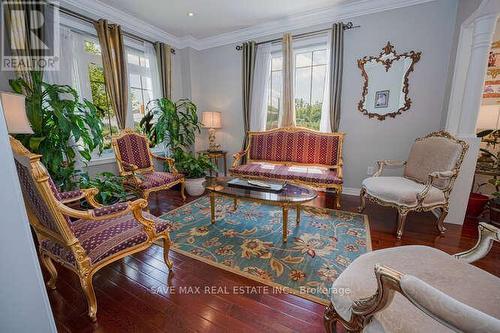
top-left (127, 53), bottom-right (140, 66)
top-left (311, 65), bottom-right (326, 105)
top-left (295, 67), bottom-right (311, 106)
top-left (141, 56), bottom-right (150, 68)
top-left (266, 67), bottom-right (282, 130)
top-left (130, 88), bottom-right (144, 124)
top-left (272, 56), bottom-right (282, 71)
top-left (129, 73), bottom-right (141, 88)
top-left (313, 49), bottom-right (327, 65)
top-left (141, 76), bottom-right (152, 90)
top-left (84, 40), bottom-right (101, 55)
top-left (295, 52), bottom-right (312, 68)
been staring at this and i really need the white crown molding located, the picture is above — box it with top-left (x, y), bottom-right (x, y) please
top-left (59, 0), bottom-right (436, 51)
top-left (58, 0), bottom-right (180, 47)
top-left (194, 0), bottom-right (437, 50)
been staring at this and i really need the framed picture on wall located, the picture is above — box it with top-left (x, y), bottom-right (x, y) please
top-left (484, 40), bottom-right (500, 100)
top-left (374, 90), bottom-right (389, 108)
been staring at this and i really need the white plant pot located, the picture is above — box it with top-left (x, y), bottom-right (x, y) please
top-left (185, 177), bottom-right (206, 196)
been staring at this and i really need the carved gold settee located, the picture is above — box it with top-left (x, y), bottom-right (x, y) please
top-left (230, 127), bottom-right (345, 208)
top-left (112, 129), bottom-right (185, 201)
top-left (10, 137), bottom-right (174, 322)
top-left (359, 131), bottom-right (468, 239)
top-left (324, 222), bottom-right (500, 332)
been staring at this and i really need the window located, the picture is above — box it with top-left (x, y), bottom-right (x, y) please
top-left (266, 43), bottom-right (327, 130)
top-left (74, 33), bottom-right (160, 155)
top-left (81, 38), bottom-right (118, 150)
top-left (127, 50), bottom-right (154, 130)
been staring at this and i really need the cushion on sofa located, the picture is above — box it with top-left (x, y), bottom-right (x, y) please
top-left (230, 162), bottom-right (342, 185)
top-left (331, 246), bottom-right (500, 333)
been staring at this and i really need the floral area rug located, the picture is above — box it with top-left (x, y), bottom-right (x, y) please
top-left (159, 196), bottom-right (371, 304)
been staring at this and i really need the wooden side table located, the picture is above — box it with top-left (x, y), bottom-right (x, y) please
top-left (198, 150), bottom-right (227, 177)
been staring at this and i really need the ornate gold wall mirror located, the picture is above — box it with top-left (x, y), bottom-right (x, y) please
top-left (357, 42), bottom-right (421, 120)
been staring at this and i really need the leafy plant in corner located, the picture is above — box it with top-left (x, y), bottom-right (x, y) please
top-left (174, 150), bottom-right (216, 179)
top-left (78, 172), bottom-right (128, 206)
top-left (10, 71), bottom-right (104, 190)
top-left (139, 98), bottom-right (200, 150)
top-left (139, 98), bottom-right (215, 177)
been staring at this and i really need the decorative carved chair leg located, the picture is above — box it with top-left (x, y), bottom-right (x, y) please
top-left (324, 303), bottom-right (338, 333)
top-left (163, 236), bottom-right (174, 270)
top-left (335, 189), bottom-right (341, 209)
top-left (40, 254), bottom-right (58, 290)
top-left (180, 181), bottom-right (186, 201)
top-left (358, 188), bottom-right (366, 213)
top-left (79, 275), bottom-right (97, 322)
top-left (436, 208), bottom-right (448, 234)
top-left (396, 210), bottom-right (408, 239)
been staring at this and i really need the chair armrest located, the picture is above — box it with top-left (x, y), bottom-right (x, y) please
top-left (232, 148), bottom-right (249, 168)
top-left (416, 170), bottom-right (456, 204)
top-left (373, 160), bottom-right (407, 177)
top-left (151, 153), bottom-right (179, 174)
top-left (60, 188), bottom-right (102, 208)
top-left (122, 161), bottom-right (139, 173)
top-left (56, 199), bottom-right (156, 236)
top-left (455, 222), bottom-right (500, 263)
top-left (399, 274), bottom-right (500, 332)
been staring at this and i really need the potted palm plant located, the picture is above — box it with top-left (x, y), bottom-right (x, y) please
top-left (139, 98), bottom-right (216, 196)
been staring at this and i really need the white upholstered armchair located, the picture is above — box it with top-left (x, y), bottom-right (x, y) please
top-left (324, 222), bottom-right (500, 333)
top-left (359, 131), bottom-right (468, 239)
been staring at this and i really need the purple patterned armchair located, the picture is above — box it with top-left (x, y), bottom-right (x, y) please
top-left (10, 137), bottom-right (173, 322)
top-left (112, 129), bottom-right (185, 201)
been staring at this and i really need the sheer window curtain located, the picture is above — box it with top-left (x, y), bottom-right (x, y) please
top-left (45, 27), bottom-right (74, 87)
top-left (250, 43), bottom-right (272, 132)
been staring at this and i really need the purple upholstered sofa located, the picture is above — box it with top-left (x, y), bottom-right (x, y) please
top-left (230, 127), bottom-right (344, 207)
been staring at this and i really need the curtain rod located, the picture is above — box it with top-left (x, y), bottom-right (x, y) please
top-left (235, 22), bottom-right (359, 50)
top-left (56, 5), bottom-right (176, 54)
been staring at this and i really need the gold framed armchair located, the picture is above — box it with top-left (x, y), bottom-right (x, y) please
top-left (359, 131), bottom-right (468, 239)
top-left (112, 129), bottom-right (185, 201)
top-left (10, 137), bottom-right (174, 322)
top-left (324, 222), bottom-right (500, 333)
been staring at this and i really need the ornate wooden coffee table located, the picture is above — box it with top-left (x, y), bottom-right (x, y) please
top-left (205, 177), bottom-right (317, 242)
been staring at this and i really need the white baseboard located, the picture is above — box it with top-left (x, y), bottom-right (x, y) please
top-left (342, 187), bottom-right (361, 196)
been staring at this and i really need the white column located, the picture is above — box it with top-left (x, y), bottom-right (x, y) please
top-left (458, 14), bottom-right (497, 136)
top-left (444, 1), bottom-right (499, 225)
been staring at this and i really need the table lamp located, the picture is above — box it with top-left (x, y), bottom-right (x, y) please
top-left (0, 92), bottom-right (33, 134)
top-left (202, 111), bottom-right (222, 151)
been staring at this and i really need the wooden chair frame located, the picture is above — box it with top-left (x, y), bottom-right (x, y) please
top-left (11, 137), bottom-right (173, 322)
top-left (231, 127), bottom-right (345, 208)
top-left (324, 222), bottom-right (500, 332)
top-left (111, 128), bottom-right (186, 201)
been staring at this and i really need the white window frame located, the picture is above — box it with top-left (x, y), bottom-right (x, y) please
top-left (265, 36), bottom-right (329, 130)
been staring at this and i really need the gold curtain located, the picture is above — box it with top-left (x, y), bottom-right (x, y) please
top-left (329, 23), bottom-right (344, 132)
top-left (94, 19), bottom-right (128, 129)
top-left (280, 33), bottom-right (296, 127)
top-left (4, 0), bottom-right (46, 86)
top-left (154, 42), bottom-right (172, 99)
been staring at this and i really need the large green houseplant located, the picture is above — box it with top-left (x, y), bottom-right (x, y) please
top-left (140, 98), bottom-right (215, 196)
top-left (78, 172), bottom-right (128, 206)
top-left (10, 72), bottom-right (104, 190)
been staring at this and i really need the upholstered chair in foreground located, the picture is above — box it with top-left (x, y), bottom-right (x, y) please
top-left (10, 137), bottom-right (173, 321)
top-left (324, 222), bottom-right (500, 333)
top-left (112, 129), bottom-right (185, 201)
top-left (359, 131), bottom-right (468, 239)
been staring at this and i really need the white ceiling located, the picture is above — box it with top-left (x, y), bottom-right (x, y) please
top-left (97, 0), bottom-right (347, 39)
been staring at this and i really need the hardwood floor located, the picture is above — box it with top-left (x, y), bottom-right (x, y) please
top-left (47, 190), bottom-right (499, 333)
